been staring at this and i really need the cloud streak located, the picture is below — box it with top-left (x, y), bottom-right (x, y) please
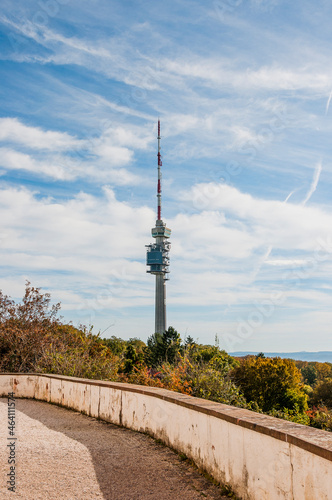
top-left (302, 161), bottom-right (322, 206)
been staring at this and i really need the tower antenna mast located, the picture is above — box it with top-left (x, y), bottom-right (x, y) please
top-left (157, 119), bottom-right (162, 220)
top-left (146, 120), bottom-right (171, 334)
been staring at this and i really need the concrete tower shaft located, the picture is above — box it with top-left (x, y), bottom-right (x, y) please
top-left (146, 120), bottom-right (171, 334)
top-left (155, 274), bottom-right (166, 336)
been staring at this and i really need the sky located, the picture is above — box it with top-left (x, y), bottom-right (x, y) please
top-left (0, 0), bottom-right (332, 352)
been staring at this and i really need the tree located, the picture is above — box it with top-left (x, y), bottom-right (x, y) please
top-left (102, 336), bottom-right (127, 356)
top-left (310, 379), bottom-right (332, 409)
top-left (123, 344), bottom-right (139, 374)
top-left (232, 357), bottom-right (308, 413)
top-left (184, 335), bottom-right (196, 347)
top-left (301, 364), bottom-right (318, 386)
top-left (122, 341), bottom-right (145, 374)
top-left (188, 344), bottom-right (238, 374)
top-left (314, 362), bottom-right (332, 382)
top-left (146, 327), bottom-right (182, 366)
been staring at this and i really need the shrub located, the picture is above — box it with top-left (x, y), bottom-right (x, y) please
top-left (269, 405), bottom-right (310, 426)
top-left (0, 283), bottom-right (119, 380)
top-left (306, 406), bottom-right (332, 431)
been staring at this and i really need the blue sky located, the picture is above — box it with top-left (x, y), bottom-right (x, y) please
top-left (1, 0), bottom-right (332, 352)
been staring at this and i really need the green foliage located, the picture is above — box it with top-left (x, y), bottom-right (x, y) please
top-left (101, 336), bottom-right (127, 356)
top-left (232, 357), bottom-right (308, 413)
top-left (189, 364), bottom-right (246, 406)
top-left (122, 342), bottom-right (145, 374)
top-left (183, 345), bottom-right (245, 406)
top-left (188, 344), bottom-right (238, 372)
top-left (280, 388), bottom-right (308, 413)
top-left (146, 326), bottom-right (182, 366)
top-left (310, 378), bottom-right (332, 409)
top-left (269, 405), bottom-right (310, 426)
top-left (301, 364), bottom-right (318, 386)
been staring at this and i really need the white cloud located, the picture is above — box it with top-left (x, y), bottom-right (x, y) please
top-left (92, 143), bottom-right (133, 167)
top-left (0, 148), bottom-right (74, 180)
top-left (183, 182), bottom-right (332, 250)
top-left (265, 259), bottom-right (309, 267)
top-left (0, 118), bottom-right (80, 151)
top-left (170, 211), bottom-right (259, 260)
top-left (0, 186), bottom-right (153, 311)
top-left (0, 119), bottom-right (143, 185)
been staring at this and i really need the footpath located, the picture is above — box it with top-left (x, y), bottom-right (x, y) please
top-left (0, 398), bottom-right (230, 499)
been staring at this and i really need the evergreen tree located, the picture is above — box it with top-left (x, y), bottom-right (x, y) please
top-left (146, 327), bottom-right (181, 366)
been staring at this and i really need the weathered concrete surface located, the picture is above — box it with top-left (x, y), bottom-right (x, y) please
top-left (0, 398), bottom-right (229, 500)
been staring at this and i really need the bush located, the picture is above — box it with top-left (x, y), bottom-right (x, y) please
top-left (0, 282), bottom-right (61, 372)
top-left (269, 405), bottom-right (310, 426)
top-left (0, 283), bottom-right (119, 380)
top-left (189, 364), bottom-right (246, 406)
top-left (306, 406), bottom-right (332, 431)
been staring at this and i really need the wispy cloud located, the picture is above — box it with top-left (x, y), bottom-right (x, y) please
top-left (302, 161), bottom-right (322, 205)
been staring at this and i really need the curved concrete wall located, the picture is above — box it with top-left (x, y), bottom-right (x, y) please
top-left (0, 373), bottom-right (331, 500)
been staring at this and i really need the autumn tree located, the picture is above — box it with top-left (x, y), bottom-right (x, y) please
top-left (314, 362), bottom-right (332, 382)
top-left (232, 357), bottom-right (308, 413)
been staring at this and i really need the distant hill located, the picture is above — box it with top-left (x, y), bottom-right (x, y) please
top-left (229, 351), bottom-right (332, 363)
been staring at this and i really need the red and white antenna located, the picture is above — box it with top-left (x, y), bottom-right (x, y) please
top-left (157, 119), bottom-right (162, 221)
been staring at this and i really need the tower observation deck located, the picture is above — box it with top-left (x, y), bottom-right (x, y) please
top-left (146, 120), bottom-right (171, 334)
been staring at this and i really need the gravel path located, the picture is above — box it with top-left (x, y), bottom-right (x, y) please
top-left (0, 398), bottom-right (229, 499)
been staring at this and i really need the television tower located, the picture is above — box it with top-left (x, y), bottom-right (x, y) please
top-left (146, 120), bottom-right (171, 334)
